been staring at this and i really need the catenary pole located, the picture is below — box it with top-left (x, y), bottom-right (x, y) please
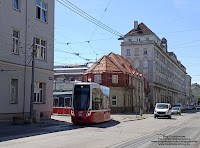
top-left (30, 37), bottom-right (36, 119)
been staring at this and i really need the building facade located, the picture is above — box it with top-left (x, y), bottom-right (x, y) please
top-left (186, 75), bottom-right (192, 105)
top-left (121, 21), bottom-right (190, 109)
top-left (0, 0), bottom-right (54, 120)
top-left (82, 52), bottom-right (150, 113)
top-left (54, 64), bottom-right (88, 91)
top-left (191, 83), bottom-right (200, 105)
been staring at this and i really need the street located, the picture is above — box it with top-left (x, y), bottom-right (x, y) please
top-left (0, 110), bottom-right (200, 148)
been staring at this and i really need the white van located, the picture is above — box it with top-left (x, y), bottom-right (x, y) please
top-left (154, 103), bottom-right (172, 119)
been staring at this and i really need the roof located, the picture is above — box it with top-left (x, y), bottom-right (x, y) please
top-left (83, 52), bottom-right (141, 76)
top-left (125, 23), bottom-right (154, 36)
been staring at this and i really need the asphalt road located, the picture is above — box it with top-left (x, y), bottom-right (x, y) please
top-left (113, 110), bottom-right (200, 148)
top-left (0, 110), bottom-right (199, 148)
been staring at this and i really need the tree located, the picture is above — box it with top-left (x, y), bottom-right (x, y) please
top-left (198, 96), bottom-right (200, 104)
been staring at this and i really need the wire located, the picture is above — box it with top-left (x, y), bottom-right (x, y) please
top-left (86, 41), bottom-right (98, 61)
top-left (89, 0), bottom-right (112, 41)
top-left (56, 0), bottom-right (123, 37)
top-left (25, 57), bottom-right (33, 67)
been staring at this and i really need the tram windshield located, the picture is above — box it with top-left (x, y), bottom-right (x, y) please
top-left (73, 85), bottom-right (90, 110)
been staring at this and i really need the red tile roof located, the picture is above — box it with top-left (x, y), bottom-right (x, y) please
top-left (83, 52), bottom-right (141, 76)
top-left (125, 23), bottom-right (154, 36)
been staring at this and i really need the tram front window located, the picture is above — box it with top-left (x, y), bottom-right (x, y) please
top-left (73, 85), bottom-right (90, 110)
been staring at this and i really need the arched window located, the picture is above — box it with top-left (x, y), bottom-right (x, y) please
top-left (134, 60), bottom-right (139, 68)
top-left (143, 60), bottom-right (148, 68)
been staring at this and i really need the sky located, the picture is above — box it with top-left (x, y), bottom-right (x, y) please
top-left (54, 0), bottom-right (200, 84)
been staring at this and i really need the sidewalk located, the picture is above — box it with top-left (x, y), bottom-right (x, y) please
top-left (0, 115), bottom-right (72, 142)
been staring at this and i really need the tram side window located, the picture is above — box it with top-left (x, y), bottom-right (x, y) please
top-left (64, 97), bottom-right (71, 107)
top-left (53, 98), bottom-right (59, 107)
top-left (59, 98), bottom-right (64, 107)
top-left (92, 88), bottom-right (109, 110)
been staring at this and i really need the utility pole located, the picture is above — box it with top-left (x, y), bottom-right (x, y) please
top-left (30, 37), bottom-right (36, 120)
top-left (140, 76), bottom-right (144, 116)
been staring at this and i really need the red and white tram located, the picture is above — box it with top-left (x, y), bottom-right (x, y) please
top-left (71, 82), bottom-right (110, 124)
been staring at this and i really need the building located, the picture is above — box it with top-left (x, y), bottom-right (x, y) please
top-left (191, 83), bottom-right (200, 105)
top-left (54, 64), bottom-right (88, 91)
top-left (82, 52), bottom-right (150, 113)
top-left (186, 75), bottom-right (192, 105)
top-left (120, 21), bottom-right (190, 109)
top-left (0, 0), bottom-right (54, 120)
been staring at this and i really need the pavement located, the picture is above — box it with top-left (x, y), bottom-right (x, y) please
top-left (0, 113), bottom-right (150, 142)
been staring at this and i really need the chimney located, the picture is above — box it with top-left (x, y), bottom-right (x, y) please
top-left (134, 21), bottom-right (138, 30)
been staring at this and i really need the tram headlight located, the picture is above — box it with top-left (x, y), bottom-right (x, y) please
top-left (86, 110), bottom-right (92, 117)
top-left (71, 110), bottom-right (75, 116)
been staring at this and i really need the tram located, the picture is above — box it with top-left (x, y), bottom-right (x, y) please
top-left (71, 82), bottom-right (110, 124)
top-left (52, 91), bottom-right (72, 115)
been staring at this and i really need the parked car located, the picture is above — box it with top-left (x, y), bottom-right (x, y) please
top-left (196, 105), bottom-right (200, 110)
top-left (154, 103), bottom-right (172, 119)
top-left (185, 105), bottom-right (192, 110)
top-left (190, 104), bottom-right (195, 109)
top-left (171, 107), bottom-right (181, 115)
top-left (174, 103), bottom-right (184, 110)
top-left (182, 105), bottom-right (186, 110)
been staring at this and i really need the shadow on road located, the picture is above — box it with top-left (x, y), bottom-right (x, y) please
top-left (156, 117), bottom-right (177, 120)
top-left (0, 118), bottom-right (120, 142)
top-left (182, 109), bottom-right (200, 114)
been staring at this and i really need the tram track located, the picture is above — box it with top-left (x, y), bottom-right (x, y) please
top-left (109, 113), bottom-right (199, 148)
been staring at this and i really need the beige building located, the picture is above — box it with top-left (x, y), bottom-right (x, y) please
top-left (0, 0), bottom-right (54, 120)
top-left (121, 21), bottom-right (190, 109)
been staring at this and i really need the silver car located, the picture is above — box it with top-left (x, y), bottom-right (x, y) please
top-left (171, 107), bottom-right (181, 115)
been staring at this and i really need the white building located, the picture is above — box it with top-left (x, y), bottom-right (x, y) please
top-left (121, 21), bottom-right (190, 109)
top-left (0, 0), bottom-right (54, 120)
top-left (54, 64), bottom-right (88, 91)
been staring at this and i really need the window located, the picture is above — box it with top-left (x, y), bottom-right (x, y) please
top-left (13, 0), bottom-right (19, 10)
top-left (53, 98), bottom-right (59, 107)
top-left (35, 38), bottom-right (46, 60)
top-left (129, 76), bottom-right (132, 85)
top-left (112, 75), bottom-right (118, 83)
top-left (146, 37), bottom-right (149, 41)
top-left (111, 95), bottom-right (117, 106)
top-left (64, 97), bottom-right (71, 107)
top-left (59, 98), bottom-right (64, 107)
top-left (143, 48), bottom-right (148, 55)
top-left (13, 30), bottom-right (19, 54)
top-left (36, 0), bottom-right (47, 22)
top-left (137, 38), bottom-right (140, 41)
top-left (92, 88), bottom-right (110, 110)
top-left (10, 79), bottom-right (18, 104)
top-left (127, 49), bottom-right (130, 56)
top-left (135, 60), bottom-right (139, 68)
top-left (135, 48), bottom-right (139, 56)
top-left (128, 95), bottom-right (131, 106)
top-left (143, 60), bottom-right (148, 68)
top-left (34, 82), bottom-right (45, 103)
top-left (128, 39), bottom-right (132, 42)
top-left (94, 75), bottom-right (101, 83)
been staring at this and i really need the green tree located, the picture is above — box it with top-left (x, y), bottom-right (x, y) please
top-left (198, 96), bottom-right (200, 104)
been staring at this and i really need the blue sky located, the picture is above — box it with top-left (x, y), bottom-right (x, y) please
top-left (54, 0), bottom-right (200, 84)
